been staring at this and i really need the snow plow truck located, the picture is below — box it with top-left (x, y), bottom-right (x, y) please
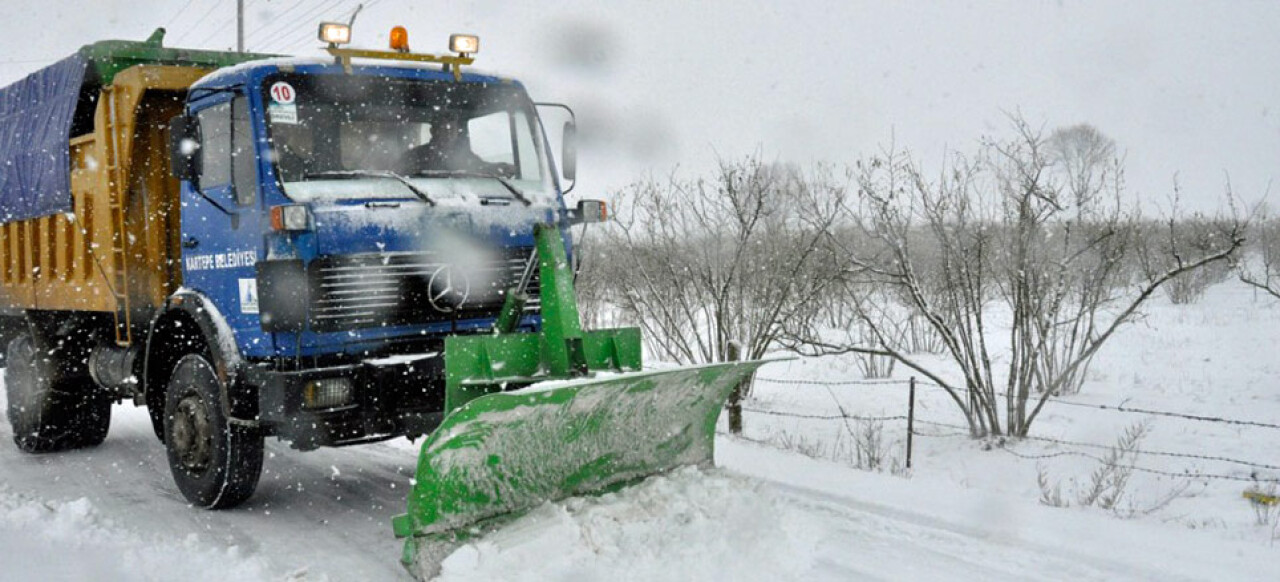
top-left (0, 22), bottom-right (765, 577)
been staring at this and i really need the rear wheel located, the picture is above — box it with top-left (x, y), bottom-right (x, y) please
top-left (163, 354), bottom-right (263, 508)
top-left (4, 335), bottom-right (111, 453)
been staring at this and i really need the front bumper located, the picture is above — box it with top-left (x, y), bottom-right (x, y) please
top-left (248, 354), bottom-right (445, 450)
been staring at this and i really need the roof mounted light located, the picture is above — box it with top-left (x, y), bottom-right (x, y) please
top-left (318, 22), bottom-right (351, 46)
top-left (390, 26), bottom-right (410, 52)
top-left (449, 34), bottom-right (479, 55)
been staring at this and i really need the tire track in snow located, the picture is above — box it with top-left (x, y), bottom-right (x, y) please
top-left (767, 482), bottom-right (1145, 581)
top-left (0, 402), bottom-right (421, 580)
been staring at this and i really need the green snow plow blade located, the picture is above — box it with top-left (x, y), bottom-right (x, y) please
top-left (389, 223), bottom-right (766, 578)
top-left (392, 360), bottom-right (766, 576)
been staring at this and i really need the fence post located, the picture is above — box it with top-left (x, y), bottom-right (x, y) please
top-left (906, 376), bottom-right (916, 469)
top-left (727, 341), bottom-right (744, 434)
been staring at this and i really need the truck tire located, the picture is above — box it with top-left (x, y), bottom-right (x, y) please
top-left (163, 354), bottom-right (263, 508)
top-left (4, 335), bottom-right (112, 453)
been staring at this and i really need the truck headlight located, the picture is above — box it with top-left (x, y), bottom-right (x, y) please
top-left (270, 204), bottom-right (312, 232)
top-left (303, 378), bottom-right (354, 409)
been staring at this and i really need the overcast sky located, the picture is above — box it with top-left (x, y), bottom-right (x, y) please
top-left (3, 0), bottom-right (1276, 212)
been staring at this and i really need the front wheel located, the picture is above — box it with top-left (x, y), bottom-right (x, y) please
top-left (163, 354), bottom-right (263, 508)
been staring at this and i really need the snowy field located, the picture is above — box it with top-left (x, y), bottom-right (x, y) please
top-left (1, 279), bottom-right (1277, 580)
top-left (743, 279), bottom-right (1280, 546)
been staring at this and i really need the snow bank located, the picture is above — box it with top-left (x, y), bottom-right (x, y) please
top-left (744, 280), bottom-right (1280, 546)
top-left (435, 466), bottom-right (823, 582)
top-left (0, 487), bottom-right (288, 581)
top-left (432, 436), bottom-right (1277, 581)
top-left (719, 438), bottom-right (1278, 581)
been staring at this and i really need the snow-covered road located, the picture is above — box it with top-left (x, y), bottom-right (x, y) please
top-left (2, 397), bottom-right (1273, 581)
top-left (0, 405), bottom-right (410, 580)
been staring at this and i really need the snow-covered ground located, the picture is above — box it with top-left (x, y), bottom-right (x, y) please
top-left (436, 443), bottom-right (1275, 581)
top-left (1, 279), bottom-right (1277, 580)
top-left (743, 279), bottom-right (1280, 547)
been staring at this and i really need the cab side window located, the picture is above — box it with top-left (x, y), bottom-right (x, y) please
top-left (231, 97), bottom-right (256, 206)
top-left (196, 96), bottom-right (256, 206)
top-left (197, 101), bottom-right (231, 188)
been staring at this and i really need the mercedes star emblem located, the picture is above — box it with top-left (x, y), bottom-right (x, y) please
top-left (427, 264), bottom-right (471, 313)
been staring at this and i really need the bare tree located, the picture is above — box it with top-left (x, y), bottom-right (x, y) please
top-left (785, 118), bottom-right (1244, 437)
top-left (1239, 208), bottom-right (1280, 300)
top-left (1045, 123), bottom-right (1117, 210)
top-left (1146, 215), bottom-right (1237, 304)
top-left (580, 156), bottom-right (846, 431)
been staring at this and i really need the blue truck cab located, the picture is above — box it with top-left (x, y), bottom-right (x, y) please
top-left (167, 46), bottom-right (576, 451)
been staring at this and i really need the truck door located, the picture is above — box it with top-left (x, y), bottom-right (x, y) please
top-left (180, 94), bottom-right (267, 350)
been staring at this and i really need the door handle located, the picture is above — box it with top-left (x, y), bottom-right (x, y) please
top-left (182, 236), bottom-right (199, 249)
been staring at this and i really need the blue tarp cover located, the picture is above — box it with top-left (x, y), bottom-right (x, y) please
top-left (0, 54), bottom-right (86, 223)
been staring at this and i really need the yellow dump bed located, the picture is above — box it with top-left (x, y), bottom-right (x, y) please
top-left (0, 65), bottom-right (209, 342)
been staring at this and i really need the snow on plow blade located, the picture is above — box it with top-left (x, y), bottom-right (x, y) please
top-left (391, 359), bottom-right (767, 578)
top-left (389, 223), bottom-right (768, 578)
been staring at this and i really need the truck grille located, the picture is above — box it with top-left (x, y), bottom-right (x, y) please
top-left (307, 248), bottom-right (540, 332)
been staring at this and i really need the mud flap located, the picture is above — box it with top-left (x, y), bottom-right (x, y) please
top-left (391, 359), bottom-right (766, 578)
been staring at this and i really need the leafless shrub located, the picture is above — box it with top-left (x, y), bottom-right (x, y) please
top-left (581, 156), bottom-right (848, 434)
top-left (784, 117), bottom-right (1245, 437)
top-left (1037, 422), bottom-right (1193, 518)
top-left (905, 312), bottom-right (946, 354)
top-left (1037, 463), bottom-right (1069, 507)
top-left (764, 370), bottom-right (903, 473)
top-left (773, 431), bottom-right (832, 460)
top-left (593, 156), bottom-right (845, 367)
top-left (573, 235), bottom-right (626, 329)
top-left (1138, 212), bottom-right (1238, 304)
top-left (770, 421), bottom-right (903, 475)
top-left (819, 382), bottom-right (901, 473)
top-left (851, 323), bottom-right (897, 379)
top-left (1245, 483), bottom-right (1280, 528)
top-left (1239, 210), bottom-right (1280, 301)
top-left (852, 418), bottom-right (889, 471)
top-left (1163, 263), bottom-right (1232, 304)
top-left (1076, 422), bottom-right (1148, 509)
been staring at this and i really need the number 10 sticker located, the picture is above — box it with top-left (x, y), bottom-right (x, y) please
top-left (270, 82), bottom-right (296, 104)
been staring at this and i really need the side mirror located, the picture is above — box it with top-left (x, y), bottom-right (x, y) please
top-left (561, 121), bottom-right (577, 184)
top-left (168, 114), bottom-right (201, 186)
top-left (572, 199), bottom-right (608, 224)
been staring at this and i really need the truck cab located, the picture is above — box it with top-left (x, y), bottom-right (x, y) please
top-left (164, 41), bottom-right (575, 451)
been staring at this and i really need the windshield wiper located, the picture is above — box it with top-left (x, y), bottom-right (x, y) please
top-left (415, 170), bottom-right (533, 207)
top-left (305, 170), bottom-right (436, 206)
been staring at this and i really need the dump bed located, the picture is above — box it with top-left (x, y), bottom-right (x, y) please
top-left (0, 31), bottom-right (271, 344)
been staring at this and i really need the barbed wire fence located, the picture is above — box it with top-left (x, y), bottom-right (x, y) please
top-left (724, 375), bottom-right (1280, 485)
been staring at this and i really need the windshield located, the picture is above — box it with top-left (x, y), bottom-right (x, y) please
top-left (261, 72), bottom-right (554, 204)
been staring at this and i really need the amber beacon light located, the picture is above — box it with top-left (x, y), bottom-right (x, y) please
top-left (390, 26), bottom-right (410, 52)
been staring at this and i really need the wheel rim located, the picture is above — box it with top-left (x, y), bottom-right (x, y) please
top-left (171, 394), bottom-right (214, 473)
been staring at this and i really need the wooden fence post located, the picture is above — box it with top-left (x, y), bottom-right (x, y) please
top-left (727, 341), bottom-right (744, 434)
top-left (906, 376), bottom-right (916, 469)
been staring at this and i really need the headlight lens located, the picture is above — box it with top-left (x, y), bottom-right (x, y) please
top-left (303, 378), bottom-right (354, 409)
top-left (318, 23), bottom-right (352, 45)
top-left (449, 34), bottom-right (480, 54)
